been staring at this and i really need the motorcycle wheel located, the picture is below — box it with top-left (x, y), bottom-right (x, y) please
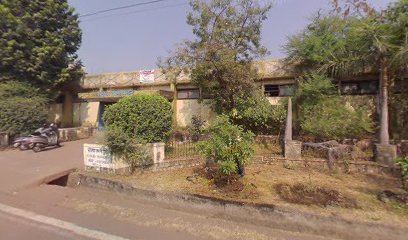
top-left (32, 144), bottom-right (42, 152)
top-left (19, 145), bottom-right (29, 151)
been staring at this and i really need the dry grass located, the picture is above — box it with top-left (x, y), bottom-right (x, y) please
top-left (83, 163), bottom-right (408, 227)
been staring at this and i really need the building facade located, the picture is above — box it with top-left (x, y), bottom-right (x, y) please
top-left (49, 59), bottom-right (380, 129)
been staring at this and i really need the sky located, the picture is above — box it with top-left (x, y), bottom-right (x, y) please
top-left (68, 0), bottom-right (394, 74)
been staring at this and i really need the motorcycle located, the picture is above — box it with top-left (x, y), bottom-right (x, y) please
top-left (13, 124), bottom-right (60, 152)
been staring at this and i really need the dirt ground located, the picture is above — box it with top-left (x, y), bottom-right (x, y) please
top-left (83, 163), bottom-right (408, 227)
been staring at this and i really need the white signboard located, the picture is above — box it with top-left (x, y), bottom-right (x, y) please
top-left (139, 70), bottom-right (155, 83)
top-left (83, 144), bottom-right (113, 168)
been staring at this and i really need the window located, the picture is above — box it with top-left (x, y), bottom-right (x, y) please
top-left (264, 84), bottom-right (294, 97)
top-left (264, 85), bottom-right (279, 96)
top-left (177, 88), bottom-right (200, 99)
top-left (340, 81), bottom-right (378, 95)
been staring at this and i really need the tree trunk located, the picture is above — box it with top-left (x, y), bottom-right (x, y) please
top-left (379, 60), bottom-right (390, 145)
top-left (237, 161), bottom-right (245, 177)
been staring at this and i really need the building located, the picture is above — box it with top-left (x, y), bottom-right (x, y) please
top-left (49, 58), bottom-right (381, 129)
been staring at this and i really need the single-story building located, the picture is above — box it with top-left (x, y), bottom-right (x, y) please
top-left (49, 58), bottom-right (382, 130)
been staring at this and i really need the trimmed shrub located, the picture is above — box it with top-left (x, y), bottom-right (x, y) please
top-left (103, 94), bottom-right (173, 143)
top-left (0, 82), bottom-right (48, 136)
top-left (197, 115), bottom-right (255, 177)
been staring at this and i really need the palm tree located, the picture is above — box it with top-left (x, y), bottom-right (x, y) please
top-left (322, 2), bottom-right (407, 145)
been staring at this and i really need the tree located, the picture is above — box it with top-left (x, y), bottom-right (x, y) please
top-left (292, 73), bottom-right (373, 140)
top-left (0, 81), bottom-right (48, 136)
top-left (285, 0), bottom-right (408, 145)
top-left (197, 115), bottom-right (254, 177)
top-left (160, 0), bottom-right (272, 114)
top-left (0, 0), bottom-right (82, 94)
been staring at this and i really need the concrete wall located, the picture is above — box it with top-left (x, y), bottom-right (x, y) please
top-left (176, 100), bottom-right (216, 127)
top-left (73, 102), bottom-right (100, 127)
top-left (48, 104), bottom-right (63, 126)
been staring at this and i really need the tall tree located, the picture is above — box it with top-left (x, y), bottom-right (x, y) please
top-left (285, 0), bottom-right (408, 145)
top-left (0, 0), bottom-right (82, 95)
top-left (160, 0), bottom-right (272, 114)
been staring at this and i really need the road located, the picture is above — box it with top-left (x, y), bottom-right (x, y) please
top-left (0, 139), bottom-right (335, 240)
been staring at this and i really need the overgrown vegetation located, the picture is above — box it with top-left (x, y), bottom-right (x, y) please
top-left (197, 115), bottom-right (254, 178)
top-left (293, 73), bottom-right (374, 140)
top-left (103, 94), bottom-right (173, 143)
top-left (161, 0), bottom-right (282, 134)
top-left (188, 115), bottom-right (206, 142)
top-left (230, 90), bottom-right (287, 135)
top-left (0, 81), bottom-right (48, 136)
top-left (396, 156), bottom-right (408, 191)
top-left (285, 0), bottom-right (408, 145)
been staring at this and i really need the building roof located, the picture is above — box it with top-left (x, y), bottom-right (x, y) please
top-left (81, 58), bottom-right (299, 89)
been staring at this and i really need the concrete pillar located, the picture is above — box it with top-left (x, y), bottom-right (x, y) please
top-left (374, 144), bottom-right (397, 166)
top-left (61, 91), bottom-right (74, 128)
top-left (170, 80), bottom-right (178, 129)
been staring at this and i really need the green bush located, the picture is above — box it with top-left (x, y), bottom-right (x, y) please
top-left (293, 73), bottom-right (374, 140)
top-left (301, 98), bottom-right (374, 140)
top-left (197, 115), bottom-right (255, 177)
top-left (0, 82), bottom-right (48, 136)
top-left (396, 156), bottom-right (408, 191)
top-left (103, 94), bottom-right (173, 143)
top-left (188, 115), bottom-right (206, 142)
top-left (103, 127), bottom-right (152, 172)
top-left (230, 91), bottom-right (286, 135)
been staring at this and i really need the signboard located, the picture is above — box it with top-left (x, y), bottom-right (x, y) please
top-left (78, 89), bottom-right (134, 99)
top-left (83, 144), bottom-right (113, 168)
top-left (139, 70), bottom-right (155, 83)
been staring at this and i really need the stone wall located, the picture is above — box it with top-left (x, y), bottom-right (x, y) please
top-left (145, 156), bottom-right (204, 172)
top-left (253, 156), bottom-right (399, 175)
top-left (141, 154), bottom-right (398, 175)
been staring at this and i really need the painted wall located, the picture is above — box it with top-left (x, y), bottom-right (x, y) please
top-left (267, 97), bottom-right (285, 105)
top-left (73, 102), bottom-right (100, 127)
top-left (48, 104), bottom-right (63, 126)
top-left (176, 100), bottom-right (216, 127)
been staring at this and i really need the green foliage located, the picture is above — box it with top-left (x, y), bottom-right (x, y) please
top-left (0, 0), bottom-right (83, 93)
top-left (293, 73), bottom-right (337, 106)
top-left (104, 127), bottom-right (152, 172)
top-left (103, 94), bottom-right (173, 143)
top-left (396, 156), bottom-right (408, 191)
top-left (301, 98), bottom-right (374, 140)
top-left (0, 81), bottom-right (48, 136)
top-left (161, 0), bottom-right (272, 114)
top-left (188, 115), bottom-right (206, 142)
top-left (230, 91), bottom-right (286, 135)
top-left (293, 73), bottom-right (373, 140)
top-left (197, 116), bottom-right (255, 177)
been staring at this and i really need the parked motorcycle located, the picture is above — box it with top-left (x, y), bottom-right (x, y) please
top-left (13, 124), bottom-right (60, 152)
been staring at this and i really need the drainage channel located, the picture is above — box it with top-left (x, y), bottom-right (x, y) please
top-left (43, 169), bottom-right (78, 187)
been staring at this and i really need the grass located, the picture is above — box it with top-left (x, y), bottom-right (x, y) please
top-left (82, 163), bottom-right (408, 227)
